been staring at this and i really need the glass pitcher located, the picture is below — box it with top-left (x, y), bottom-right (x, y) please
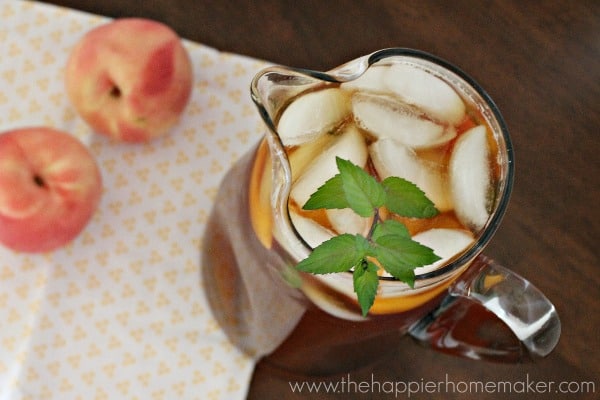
top-left (202, 48), bottom-right (560, 376)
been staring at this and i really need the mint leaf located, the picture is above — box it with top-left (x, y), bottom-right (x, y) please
top-left (381, 176), bottom-right (438, 218)
top-left (354, 231), bottom-right (376, 257)
top-left (336, 157), bottom-right (386, 217)
top-left (371, 219), bottom-right (410, 241)
top-left (296, 234), bottom-right (368, 274)
top-left (374, 234), bottom-right (441, 287)
top-left (294, 157), bottom-right (443, 316)
top-left (353, 260), bottom-right (379, 317)
top-left (303, 174), bottom-right (349, 210)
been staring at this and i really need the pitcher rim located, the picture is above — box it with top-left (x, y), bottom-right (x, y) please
top-left (250, 47), bottom-right (514, 283)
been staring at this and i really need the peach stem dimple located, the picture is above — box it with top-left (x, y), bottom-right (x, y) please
top-left (33, 174), bottom-right (46, 188)
top-left (110, 85), bottom-right (121, 98)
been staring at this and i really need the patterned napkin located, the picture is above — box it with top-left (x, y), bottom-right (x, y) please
top-left (0, 1), bottom-right (270, 398)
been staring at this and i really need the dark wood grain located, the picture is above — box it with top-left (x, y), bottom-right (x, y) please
top-left (41, 1), bottom-right (600, 398)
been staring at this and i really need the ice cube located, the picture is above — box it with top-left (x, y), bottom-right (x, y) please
top-left (369, 138), bottom-right (453, 212)
top-left (384, 63), bottom-right (466, 125)
top-left (448, 125), bottom-right (492, 231)
top-left (288, 132), bottom-right (336, 184)
top-left (326, 208), bottom-right (371, 236)
top-left (340, 65), bottom-right (389, 93)
top-left (277, 88), bottom-right (350, 146)
top-left (412, 228), bottom-right (475, 274)
top-left (352, 93), bottom-right (456, 149)
top-left (290, 211), bottom-right (335, 248)
top-left (290, 125), bottom-right (368, 207)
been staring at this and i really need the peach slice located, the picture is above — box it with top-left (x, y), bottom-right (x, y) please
top-left (370, 138), bottom-right (453, 212)
top-left (290, 124), bottom-right (367, 208)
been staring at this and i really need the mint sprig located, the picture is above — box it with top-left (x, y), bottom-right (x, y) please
top-left (296, 157), bottom-right (441, 316)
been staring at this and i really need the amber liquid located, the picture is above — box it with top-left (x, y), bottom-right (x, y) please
top-left (202, 67), bottom-right (511, 375)
top-left (203, 142), bottom-right (474, 376)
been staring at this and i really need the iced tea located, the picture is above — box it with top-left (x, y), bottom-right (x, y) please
top-left (203, 51), bottom-right (513, 375)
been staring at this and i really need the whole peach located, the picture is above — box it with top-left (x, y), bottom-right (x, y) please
top-left (65, 18), bottom-right (193, 142)
top-left (0, 127), bottom-right (102, 253)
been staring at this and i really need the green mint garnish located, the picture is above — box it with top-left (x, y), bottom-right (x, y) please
top-left (295, 157), bottom-right (441, 316)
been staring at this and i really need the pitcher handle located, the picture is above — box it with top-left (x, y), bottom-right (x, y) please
top-left (408, 255), bottom-right (560, 363)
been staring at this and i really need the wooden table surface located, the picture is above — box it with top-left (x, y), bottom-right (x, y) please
top-left (41, 1), bottom-right (599, 399)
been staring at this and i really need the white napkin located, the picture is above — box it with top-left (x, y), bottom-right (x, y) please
top-left (0, 1), bottom-right (272, 398)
